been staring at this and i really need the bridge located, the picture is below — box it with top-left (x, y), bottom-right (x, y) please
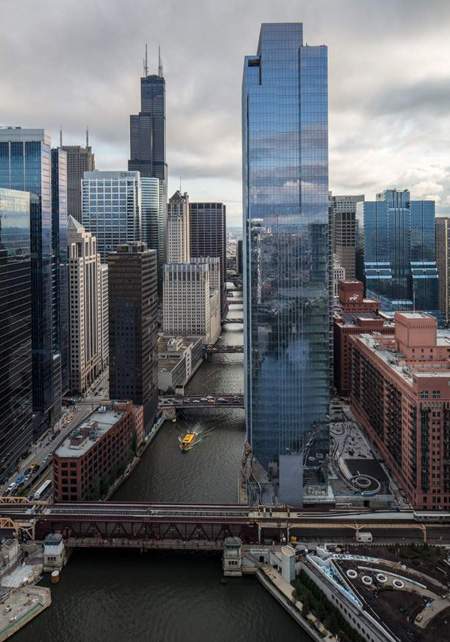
top-left (227, 298), bottom-right (243, 304)
top-left (2, 500), bottom-right (450, 548)
top-left (159, 394), bottom-right (244, 409)
top-left (223, 318), bottom-right (243, 324)
top-left (205, 345), bottom-right (243, 355)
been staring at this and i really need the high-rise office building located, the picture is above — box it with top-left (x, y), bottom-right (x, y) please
top-left (129, 50), bottom-right (167, 279)
top-left (0, 127), bottom-right (61, 432)
top-left (436, 217), bottom-right (450, 325)
top-left (236, 239), bottom-right (243, 275)
top-left (242, 24), bottom-right (329, 484)
top-left (163, 263), bottom-right (221, 345)
top-left (357, 189), bottom-right (439, 313)
top-left (167, 190), bottom-right (190, 262)
top-left (330, 194), bottom-right (364, 280)
top-left (141, 176), bottom-right (160, 260)
top-left (108, 242), bottom-right (158, 426)
top-left (0, 188), bottom-right (32, 482)
top-left (51, 147), bottom-right (69, 395)
top-left (67, 216), bottom-right (103, 394)
top-left (62, 138), bottom-right (95, 222)
top-left (99, 263), bottom-right (109, 371)
top-left (190, 202), bottom-right (226, 318)
top-left (82, 170), bottom-right (142, 260)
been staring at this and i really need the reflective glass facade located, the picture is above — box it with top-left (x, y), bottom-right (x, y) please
top-left (0, 129), bottom-right (60, 430)
top-left (359, 190), bottom-right (439, 313)
top-left (82, 171), bottom-right (142, 260)
top-left (242, 24), bottom-right (329, 467)
top-left (0, 188), bottom-right (32, 481)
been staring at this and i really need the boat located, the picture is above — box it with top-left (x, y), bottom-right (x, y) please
top-left (179, 431), bottom-right (200, 452)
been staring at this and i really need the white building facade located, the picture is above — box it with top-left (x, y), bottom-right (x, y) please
top-left (68, 216), bottom-right (104, 394)
top-left (167, 190), bottom-right (190, 263)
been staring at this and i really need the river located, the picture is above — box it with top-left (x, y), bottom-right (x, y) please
top-left (14, 293), bottom-right (310, 642)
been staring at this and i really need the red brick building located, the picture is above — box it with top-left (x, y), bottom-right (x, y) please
top-left (53, 402), bottom-right (144, 502)
top-left (333, 281), bottom-right (393, 396)
top-left (350, 312), bottom-right (450, 510)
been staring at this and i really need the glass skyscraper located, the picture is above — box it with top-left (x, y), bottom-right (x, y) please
top-left (0, 128), bottom-right (62, 432)
top-left (357, 189), bottom-right (439, 313)
top-left (82, 170), bottom-right (142, 260)
top-left (0, 188), bottom-right (32, 482)
top-left (242, 24), bottom-right (330, 480)
top-left (129, 58), bottom-right (167, 281)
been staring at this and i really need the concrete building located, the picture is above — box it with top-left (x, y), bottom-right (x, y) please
top-left (190, 256), bottom-right (221, 291)
top-left (108, 242), bottom-right (158, 426)
top-left (82, 170), bottom-right (142, 260)
top-left (436, 216), bottom-right (450, 325)
top-left (350, 312), bottom-right (450, 510)
top-left (190, 202), bottom-right (226, 318)
top-left (167, 190), bottom-right (190, 262)
top-left (334, 281), bottom-right (393, 396)
top-left (67, 217), bottom-right (103, 394)
top-left (330, 194), bottom-right (364, 280)
top-left (0, 188), bottom-right (32, 482)
top-left (61, 139), bottom-right (95, 222)
top-left (158, 336), bottom-right (203, 393)
top-left (163, 262), bottom-right (221, 345)
top-left (332, 261), bottom-right (346, 298)
top-left (53, 401), bottom-right (144, 502)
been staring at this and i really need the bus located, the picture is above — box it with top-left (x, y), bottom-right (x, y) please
top-left (33, 479), bottom-right (52, 500)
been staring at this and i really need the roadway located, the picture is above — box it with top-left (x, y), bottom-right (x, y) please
top-left (158, 394), bottom-right (244, 409)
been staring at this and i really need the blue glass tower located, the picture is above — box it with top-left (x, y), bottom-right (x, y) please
top-left (358, 189), bottom-right (439, 313)
top-left (242, 24), bottom-right (329, 471)
top-left (0, 188), bottom-right (32, 481)
top-left (0, 128), bottom-right (62, 433)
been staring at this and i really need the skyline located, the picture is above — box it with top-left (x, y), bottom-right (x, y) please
top-left (2, 0), bottom-right (450, 226)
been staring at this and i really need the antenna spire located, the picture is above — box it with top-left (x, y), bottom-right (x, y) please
top-left (86, 126), bottom-right (89, 148)
top-left (144, 42), bottom-right (149, 77)
top-left (158, 45), bottom-right (163, 77)
top-left (59, 127), bottom-right (63, 147)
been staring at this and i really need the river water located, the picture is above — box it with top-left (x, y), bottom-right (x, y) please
top-left (14, 294), bottom-right (310, 642)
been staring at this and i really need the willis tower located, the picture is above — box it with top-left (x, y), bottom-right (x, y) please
top-left (129, 46), bottom-right (167, 280)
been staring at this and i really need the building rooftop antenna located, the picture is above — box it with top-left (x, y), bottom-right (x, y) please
top-left (86, 126), bottom-right (89, 148)
top-left (59, 127), bottom-right (63, 147)
top-left (158, 45), bottom-right (163, 77)
top-left (144, 42), bottom-right (149, 77)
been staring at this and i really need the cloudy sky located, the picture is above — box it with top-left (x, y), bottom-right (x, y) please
top-left (2, 0), bottom-right (450, 226)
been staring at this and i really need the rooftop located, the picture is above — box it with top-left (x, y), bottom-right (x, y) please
top-left (55, 406), bottom-right (124, 458)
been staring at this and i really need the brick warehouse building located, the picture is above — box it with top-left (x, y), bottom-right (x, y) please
top-left (349, 312), bottom-right (450, 510)
top-left (333, 281), bottom-right (393, 396)
top-left (53, 402), bottom-right (144, 501)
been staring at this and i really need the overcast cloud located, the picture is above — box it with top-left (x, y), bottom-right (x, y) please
top-left (2, 0), bottom-right (450, 225)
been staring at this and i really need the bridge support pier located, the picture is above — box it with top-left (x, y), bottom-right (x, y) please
top-left (161, 407), bottom-right (176, 421)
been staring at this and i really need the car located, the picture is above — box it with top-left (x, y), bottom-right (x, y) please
top-left (192, 399), bottom-right (200, 404)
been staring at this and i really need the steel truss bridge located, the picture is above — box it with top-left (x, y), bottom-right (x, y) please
top-left (205, 345), bottom-right (243, 355)
top-left (222, 318), bottom-right (243, 324)
top-left (158, 394), bottom-right (244, 409)
top-left (2, 499), bottom-right (450, 549)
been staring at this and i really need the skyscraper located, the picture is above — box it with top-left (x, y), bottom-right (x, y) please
top-left (242, 24), bottom-right (329, 482)
top-left (141, 176), bottom-right (160, 259)
top-left (163, 262), bottom-right (221, 344)
top-left (82, 170), bottom-right (142, 260)
top-left (108, 242), bottom-right (158, 426)
top-left (0, 188), bottom-right (32, 482)
top-left (330, 194), bottom-right (364, 280)
top-left (0, 127), bottom-right (62, 432)
top-left (129, 49), bottom-right (167, 278)
top-left (358, 189), bottom-right (439, 313)
top-left (62, 137), bottom-right (95, 222)
top-left (189, 202), bottom-right (226, 319)
top-left (167, 190), bottom-right (190, 262)
top-left (67, 216), bottom-right (103, 394)
top-left (51, 147), bottom-right (69, 395)
top-left (435, 217), bottom-right (450, 325)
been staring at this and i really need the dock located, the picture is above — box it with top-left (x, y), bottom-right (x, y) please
top-left (0, 586), bottom-right (51, 641)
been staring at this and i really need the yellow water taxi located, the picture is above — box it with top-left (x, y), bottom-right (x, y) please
top-left (179, 431), bottom-right (199, 452)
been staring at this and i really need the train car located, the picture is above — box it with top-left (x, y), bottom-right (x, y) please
top-left (413, 511), bottom-right (450, 523)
